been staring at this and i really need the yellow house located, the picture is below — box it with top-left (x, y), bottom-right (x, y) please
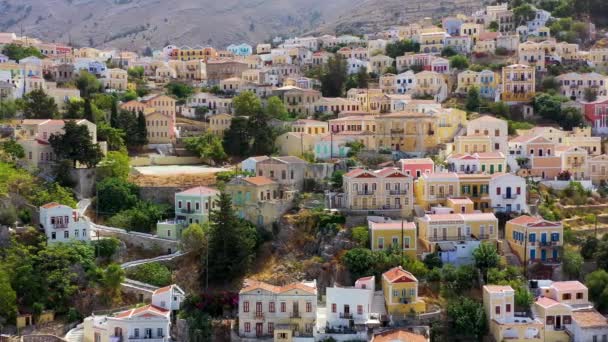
top-left (457, 173), bottom-right (491, 211)
top-left (418, 29), bottom-right (447, 54)
top-left (434, 108), bottom-right (467, 143)
top-left (275, 132), bottom-right (319, 157)
top-left (501, 64), bottom-right (536, 103)
top-left (208, 113), bottom-right (233, 136)
top-left (417, 209), bottom-right (498, 253)
top-left (454, 135), bottom-right (493, 154)
top-left (483, 285), bottom-right (544, 342)
top-left (145, 111), bottom-right (174, 144)
top-left (374, 111), bottom-right (440, 153)
top-left (413, 71), bottom-right (446, 97)
top-left (414, 172), bottom-right (460, 209)
top-left (291, 119), bottom-right (328, 135)
top-left (505, 215), bottom-right (563, 265)
top-left (588, 154), bottom-right (608, 185)
top-left (456, 70), bottom-right (480, 94)
top-left (382, 266), bottom-right (425, 315)
top-left (368, 217), bottom-right (417, 259)
top-left (555, 145), bottom-right (588, 180)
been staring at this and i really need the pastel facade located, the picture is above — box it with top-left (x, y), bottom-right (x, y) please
top-left (447, 152), bottom-right (506, 175)
top-left (484, 285), bottom-right (543, 342)
top-left (325, 276), bottom-right (378, 330)
top-left (506, 215), bottom-right (562, 265)
top-left (501, 64), bottom-right (536, 103)
top-left (256, 156), bottom-right (309, 191)
top-left (102, 68), bottom-right (128, 91)
top-left (588, 154), bottom-right (608, 185)
top-left (368, 217), bottom-right (417, 259)
top-left (489, 173), bottom-right (528, 213)
top-left (208, 113), bottom-right (233, 136)
top-left (341, 168), bottom-right (414, 216)
top-left (238, 280), bottom-right (317, 339)
top-left (381, 267), bottom-right (425, 315)
top-left (399, 158), bottom-right (434, 179)
top-left (555, 72), bottom-right (608, 101)
top-left (40, 202), bottom-right (90, 243)
top-left (414, 172), bottom-right (460, 209)
top-left (156, 186), bottom-right (219, 240)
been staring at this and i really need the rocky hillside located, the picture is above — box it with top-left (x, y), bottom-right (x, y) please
top-left (0, 0), bottom-right (488, 52)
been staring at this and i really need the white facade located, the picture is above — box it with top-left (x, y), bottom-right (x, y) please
top-left (346, 58), bottom-right (367, 75)
top-left (39, 202), bottom-right (91, 244)
top-left (83, 305), bottom-right (171, 342)
top-left (527, 9), bottom-right (551, 35)
top-left (395, 71), bottom-right (416, 94)
top-left (569, 312), bottom-right (608, 342)
top-left (466, 115), bottom-right (509, 154)
top-left (325, 277), bottom-right (376, 329)
top-left (151, 285), bottom-right (185, 311)
top-left (241, 156), bottom-right (269, 174)
top-left (489, 174), bottom-right (528, 214)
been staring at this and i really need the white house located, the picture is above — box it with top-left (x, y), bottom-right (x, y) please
top-left (241, 156), bottom-right (269, 174)
top-left (489, 173), bottom-right (528, 214)
top-left (39, 202), bottom-right (91, 243)
top-left (395, 71), bottom-right (416, 94)
top-left (325, 276), bottom-right (380, 331)
top-left (570, 310), bottom-right (608, 342)
top-left (346, 57), bottom-right (367, 75)
top-left (151, 284), bottom-right (185, 312)
top-left (83, 305), bottom-right (171, 342)
top-left (238, 279), bottom-right (317, 339)
top-left (527, 8), bottom-right (552, 35)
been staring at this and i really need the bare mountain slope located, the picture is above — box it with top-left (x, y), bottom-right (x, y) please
top-left (0, 0), bottom-right (485, 52)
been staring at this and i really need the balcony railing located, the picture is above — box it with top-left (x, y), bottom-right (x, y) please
top-left (381, 204), bottom-right (403, 210)
top-left (52, 223), bottom-right (68, 229)
top-left (390, 128), bottom-right (404, 134)
top-left (389, 189), bottom-right (408, 195)
top-left (290, 312), bottom-right (301, 318)
top-left (128, 338), bottom-right (165, 342)
top-left (339, 312), bottom-right (353, 319)
top-left (502, 194), bottom-right (518, 199)
top-left (180, 208), bottom-right (195, 214)
top-left (254, 312), bottom-right (264, 319)
top-left (356, 190), bottom-right (375, 195)
top-left (428, 235), bottom-right (474, 242)
top-left (538, 240), bottom-right (559, 247)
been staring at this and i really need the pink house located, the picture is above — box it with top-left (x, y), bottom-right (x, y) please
top-left (581, 96), bottom-right (608, 134)
top-left (399, 158), bottom-right (435, 178)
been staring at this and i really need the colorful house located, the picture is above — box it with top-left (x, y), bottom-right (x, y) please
top-left (505, 215), bottom-right (562, 266)
top-left (381, 266), bottom-right (425, 315)
top-left (399, 158), bottom-right (434, 179)
top-left (156, 186), bottom-right (219, 240)
top-left (368, 217), bottom-right (417, 259)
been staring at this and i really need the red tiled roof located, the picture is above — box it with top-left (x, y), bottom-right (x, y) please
top-left (114, 304), bottom-right (170, 319)
top-left (240, 279), bottom-right (317, 295)
top-left (373, 329), bottom-right (427, 342)
top-left (551, 281), bottom-right (587, 292)
top-left (535, 296), bottom-right (560, 308)
top-left (383, 266), bottom-right (417, 283)
top-left (41, 202), bottom-right (61, 209)
top-left (178, 186), bottom-right (219, 196)
top-left (571, 310), bottom-right (608, 328)
top-left (243, 176), bottom-right (276, 186)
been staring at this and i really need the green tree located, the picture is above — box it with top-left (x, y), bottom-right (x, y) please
top-left (98, 150), bottom-right (130, 180)
top-left (249, 107), bottom-right (274, 156)
top-left (180, 223), bottom-right (208, 255)
top-left (330, 170), bottom-right (345, 189)
top-left (184, 133), bottom-right (227, 165)
top-left (265, 96), bottom-right (288, 120)
top-left (49, 121), bottom-right (103, 168)
top-left (356, 67), bottom-right (369, 88)
top-left (165, 82), bottom-right (193, 100)
top-left (97, 122), bottom-right (126, 151)
top-left (75, 71), bottom-right (102, 98)
top-left (100, 263), bottom-right (125, 305)
top-left (441, 46), bottom-right (457, 57)
top-left (513, 4), bottom-right (536, 25)
top-left (563, 248), bottom-right (583, 279)
top-left (465, 86), bottom-right (481, 112)
top-left (342, 248), bottom-right (375, 281)
top-left (449, 55), bottom-right (469, 70)
top-left (581, 236), bottom-right (599, 260)
top-left (586, 269), bottom-right (608, 311)
top-left (0, 271), bottom-right (17, 322)
top-left (0, 139), bottom-right (25, 162)
top-left (321, 56), bottom-right (348, 97)
top-left (0, 99), bottom-right (18, 120)
top-left (1, 43), bottom-right (44, 60)
top-left (541, 76), bottom-right (560, 92)
top-left (473, 243), bottom-right (500, 281)
top-left (514, 285), bottom-right (534, 311)
top-left (350, 226), bottom-right (369, 247)
top-left (423, 253), bottom-right (443, 270)
top-left (447, 297), bottom-right (487, 340)
top-left (594, 240), bottom-right (608, 271)
top-left (126, 263), bottom-right (172, 287)
top-left (488, 21), bottom-right (499, 31)
top-left (83, 98), bottom-right (95, 123)
top-left (232, 91), bottom-right (262, 116)
top-left (127, 66), bottom-right (144, 79)
top-left (222, 116), bottom-right (250, 157)
top-left (93, 237), bottom-right (121, 259)
top-left (97, 177), bottom-right (139, 215)
top-left (135, 111), bottom-right (148, 146)
top-left (385, 39), bottom-right (420, 58)
top-left (21, 89), bottom-right (59, 119)
top-left (207, 192), bottom-right (257, 283)
top-left (584, 87), bottom-right (598, 102)
top-left (561, 107), bottom-right (585, 130)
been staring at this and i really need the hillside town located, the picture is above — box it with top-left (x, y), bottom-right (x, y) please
top-left (2, 0), bottom-right (608, 341)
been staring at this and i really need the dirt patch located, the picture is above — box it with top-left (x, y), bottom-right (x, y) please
top-left (129, 173), bottom-right (218, 188)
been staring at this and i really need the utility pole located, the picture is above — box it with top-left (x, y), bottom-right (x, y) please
top-left (523, 231), bottom-right (528, 277)
top-left (401, 218), bottom-right (405, 264)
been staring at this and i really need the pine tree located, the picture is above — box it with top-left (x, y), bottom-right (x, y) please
top-left (136, 110), bottom-right (148, 146)
top-left (206, 192), bottom-right (256, 284)
top-left (223, 116), bottom-right (250, 157)
top-left (110, 100), bottom-right (119, 128)
top-left (249, 109), bottom-right (274, 155)
top-left (84, 98), bottom-right (95, 123)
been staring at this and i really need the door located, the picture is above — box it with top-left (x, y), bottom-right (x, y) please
top-left (490, 164), bottom-right (495, 173)
top-left (555, 316), bottom-right (561, 329)
top-left (530, 249), bottom-right (536, 261)
top-left (256, 323), bottom-right (263, 337)
top-left (114, 328), bottom-right (122, 337)
top-left (186, 202), bottom-right (191, 213)
top-left (256, 302), bottom-right (262, 317)
top-left (553, 248), bottom-right (558, 261)
top-left (506, 187), bottom-right (512, 199)
top-left (541, 233), bottom-right (547, 244)
top-left (541, 249), bottom-right (547, 261)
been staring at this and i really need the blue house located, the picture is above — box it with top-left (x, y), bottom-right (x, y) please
top-left (227, 43), bottom-right (253, 56)
top-left (479, 69), bottom-right (498, 100)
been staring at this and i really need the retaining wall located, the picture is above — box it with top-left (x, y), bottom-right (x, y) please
top-left (130, 156), bottom-right (203, 167)
top-left (92, 224), bottom-right (179, 253)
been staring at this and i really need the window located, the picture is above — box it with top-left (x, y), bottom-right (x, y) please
top-left (157, 328), bottom-right (163, 338)
top-left (546, 316), bottom-right (554, 325)
top-left (306, 302), bottom-right (312, 312)
top-left (331, 303), bottom-right (336, 313)
top-left (280, 302), bottom-right (286, 312)
top-left (496, 187), bottom-right (501, 195)
top-left (134, 329), bottom-right (139, 338)
top-left (75, 230), bottom-right (79, 237)
top-left (244, 322), bottom-right (251, 333)
top-left (64, 231), bottom-right (69, 239)
top-left (178, 201), bottom-right (182, 209)
top-left (94, 333), bottom-right (101, 342)
top-left (243, 301), bottom-right (249, 312)
top-left (576, 292), bottom-right (583, 299)
top-left (506, 304), bottom-right (511, 313)
top-left (378, 237), bottom-right (384, 249)
top-left (51, 232), bottom-right (56, 240)
top-left (563, 315), bottom-right (571, 324)
top-left (269, 302), bottom-right (275, 312)
top-left (495, 306), bottom-right (500, 315)
top-left (268, 323), bottom-right (274, 334)
top-left (357, 305), bottom-right (363, 315)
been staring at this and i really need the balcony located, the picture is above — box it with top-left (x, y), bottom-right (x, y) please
top-left (538, 240), bottom-right (559, 247)
top-left (356, 190), bottom-right (375, 195)
top-left (390, 128), bottom-right (404, 134)
top-left (389, 189), bottom-right (408, 195)
top-left (502, 194), bottom-right (518, 200)
top-left (428, 235), bottom-right (474, 242)
top-left (51, 223), bottom-right (68, 229)
top-left (290, 312), bottom-right (301, 318)
top-left (339, 312), bottom-right (353, 319)
top-left (179, 208), bottom-right (195, 214)
top-left (254, 312), bottom-right (264, 319)
top-left (382, 204), bottom-right (403, 210)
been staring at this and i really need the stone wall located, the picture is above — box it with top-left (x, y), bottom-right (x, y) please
top-left (69, 168), bottom-right (97, 199)
top-left (130, 156), bottom-right (203, 167)
top-left (138, 186), bottom-right (185, 205)
top-left (93, 225), bottom-right (179, 254)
